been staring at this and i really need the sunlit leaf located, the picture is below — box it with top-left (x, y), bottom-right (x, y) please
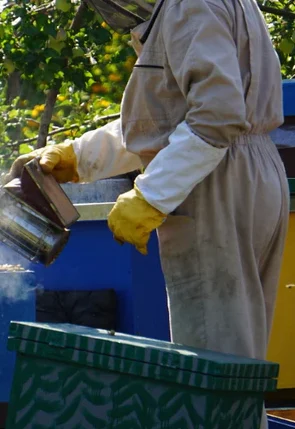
top-left (19, 143), bottom-right (34, 154)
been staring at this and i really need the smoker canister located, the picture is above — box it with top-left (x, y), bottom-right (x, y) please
top-left (0, 193), bottom-right (70, 266)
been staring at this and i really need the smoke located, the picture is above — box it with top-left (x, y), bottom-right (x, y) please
top-left (0, 270), bottom-right (38, 302)
top-left (0, 240), bottom-right (41, 302)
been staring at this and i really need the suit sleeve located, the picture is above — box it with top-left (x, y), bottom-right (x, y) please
top-left (72, 119), bottom-right (142, 183)
top-left (136, 0), bottom-right (250, 214)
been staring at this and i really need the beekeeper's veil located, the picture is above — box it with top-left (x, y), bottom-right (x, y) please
top-left (85, 0), bottom-right (157, 33)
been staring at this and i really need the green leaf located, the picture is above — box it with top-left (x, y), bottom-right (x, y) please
top-left (8, 109), bottom-right (19, 119)
top-left (19, 143), bottom-right (34, 154)
top-left (42, 21), bottom-right (57, 38)
top-left (88, 27), bottom-right (112, 45)
top-left (280, 39), bottom-right (294, 55)
top-left (23, 25), bottom-right (40, 36)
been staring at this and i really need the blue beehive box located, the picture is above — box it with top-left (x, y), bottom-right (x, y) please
top-left (268, 415), bottom-right (295, 428)
top-left (30, 220), bottom-right (170, 341)
top-left (0, 270), bottom-right (35, 402)
top-left (283, 80), bottom-right (295, 116)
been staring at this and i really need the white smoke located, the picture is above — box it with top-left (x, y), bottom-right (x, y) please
top-left (0, 244), bottom-right (40, 302)
top-left (0, 270), bottom-right (36, 301)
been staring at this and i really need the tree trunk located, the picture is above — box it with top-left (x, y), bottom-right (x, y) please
top-left (5, 71), bottom-right (21, 105)
top-left (36, 2), bottom-right (88, 148)
top-left (36, 88), bottom-right (59, 149)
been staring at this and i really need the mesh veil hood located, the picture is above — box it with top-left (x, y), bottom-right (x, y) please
top-left (85, 0), bottom-right (157, 33)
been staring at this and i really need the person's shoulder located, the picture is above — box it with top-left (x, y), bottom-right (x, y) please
top-left (163, 0), bottom-right (235, 23)
top-left (165, 0), bottom-right (230, 11)
top-left (205, 0), bottom-right (234, 14)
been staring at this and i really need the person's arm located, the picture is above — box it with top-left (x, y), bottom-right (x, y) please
top-left (135, 0), bottom-right (250, 214)
top-left (4, 118), bottom-right (142, 184)
top-left (72, 118), bottom-right (142, 182)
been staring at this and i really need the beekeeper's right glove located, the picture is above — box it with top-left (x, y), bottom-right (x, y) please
top-left (4, 141), bottom-right (79, 184)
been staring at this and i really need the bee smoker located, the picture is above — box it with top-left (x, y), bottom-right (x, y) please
top-left (0, 159), bottom-right (80, 266)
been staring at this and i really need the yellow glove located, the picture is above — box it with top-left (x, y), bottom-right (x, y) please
top-left (4, 142), bottom-right (79, 184)
top-left (108, 185), bottom-right (167, 255)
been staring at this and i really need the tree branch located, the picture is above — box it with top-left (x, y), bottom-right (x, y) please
top-left (9, 113), bottom-right (120, 148)
top-left (30, 1), bottom-right (55, 15)
top-left (258, 2), bottom-right (295, 19)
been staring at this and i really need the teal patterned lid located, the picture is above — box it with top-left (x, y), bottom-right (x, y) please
top-left (8, 322), bottom-right (279, 392)
top-left (289, 178), bottom-right (295, 194)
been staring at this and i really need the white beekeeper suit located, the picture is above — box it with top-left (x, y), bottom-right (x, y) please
top-left (6, 1), bottom-right (289, 427)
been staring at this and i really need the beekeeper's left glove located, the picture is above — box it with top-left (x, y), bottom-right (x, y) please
top-left (108, 185), bottom-right (167, 255)
top-left (4, 141), bottom-right (79, 184)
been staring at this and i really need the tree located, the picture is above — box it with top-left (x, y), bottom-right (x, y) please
top-left (0, 0), bottom-right (136, 169)
top-left (0, 0), bottom-right (294, 171)
top-left (260, 1), bottom-right (295, 79)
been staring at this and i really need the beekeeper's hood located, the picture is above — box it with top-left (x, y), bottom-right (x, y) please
top-left (85, 0), bottom-right (157, 33)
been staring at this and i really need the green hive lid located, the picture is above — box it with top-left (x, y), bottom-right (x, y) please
top-left (289, 178), bottom-right (295, 194)
top-left (8, 322), bottom-right (279, 392)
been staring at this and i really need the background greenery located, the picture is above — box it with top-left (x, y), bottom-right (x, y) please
top-left (0, 0), bottom-right (294, 171)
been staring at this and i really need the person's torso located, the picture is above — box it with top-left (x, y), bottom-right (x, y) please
top-left (121, 0), bottom-right (283, 165)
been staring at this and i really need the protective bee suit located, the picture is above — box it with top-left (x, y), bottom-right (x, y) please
top-left (6, 1), bottom-right (289, 427)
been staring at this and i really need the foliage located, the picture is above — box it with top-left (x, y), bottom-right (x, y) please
top-left (0, 0), bottom-right (136, 169)
top-left (261, 0), bottom-right (295, 79)
top-left (0, 0), bottom-right (294, 171)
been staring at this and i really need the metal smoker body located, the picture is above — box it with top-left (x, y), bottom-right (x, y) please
top-left (0, 160), bottom-right (80, 266)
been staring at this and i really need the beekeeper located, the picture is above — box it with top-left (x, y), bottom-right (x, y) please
top-left (6, 0), bottom-right (289, 424)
